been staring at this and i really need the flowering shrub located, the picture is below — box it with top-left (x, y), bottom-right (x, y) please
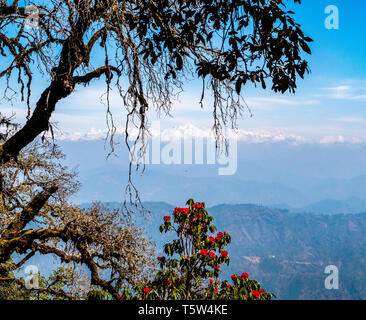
top-left (135, 199), bottom-right (272, 300)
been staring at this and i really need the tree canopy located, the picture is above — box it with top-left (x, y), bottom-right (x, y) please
top-left (0, 0), bottom-right (311, 165)
top-left (0, 113), bottom-right (155, 300)
top-left (0, 0), bottom-right (312, 300)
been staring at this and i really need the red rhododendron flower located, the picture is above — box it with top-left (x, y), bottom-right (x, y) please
top-left (217, 232), bottom-right (224, 239)
top-left (197, 214), bottom-right (203, 219)
top-left (163, 216), bottom-right (171, 221)
top-left (213, 265), bottom-right (220, 270)
top-left (209, 279), bottom-right (214, 283)
top-left (251, 290), bottom-right (260, 298)
top-left (227, 284), bottom-right (232, 289)
top-left (231, 274), bottom-right (236, 280)
top-left (241, 272), bottom-right (249, 279)
top-left (200, 249), bottom-right (207, 256)
top-left (143, 287), bottom-right (150, 294)
top-left (221, 250), bottom-right (228, 258)
top-left (209, 236), bottom-right (215, 243)
top-left (174, 207), bottom-right (190, 214)
top-left (157, 256), bottom-right (165, 261)
top-left (209, 252), bottom-right (216, 258)
top-left (167, 279), bottom-right (172, 284)
top-left (214, 289), bottom-right (218, 294)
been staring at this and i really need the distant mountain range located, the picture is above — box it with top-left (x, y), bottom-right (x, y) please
top-left (60, 139), bottom-right (366, 212)
top-left (46, 139), bottom-right (366, 299)
top-left (71, 159), bottom-right (366, 213)
top-left (78, 201), bottom-right (366, 300)
top-left (273, 197), bottom-right (366, 215)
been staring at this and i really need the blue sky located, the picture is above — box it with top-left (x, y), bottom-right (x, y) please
top-left (3, 0), bottom-right (366, 144)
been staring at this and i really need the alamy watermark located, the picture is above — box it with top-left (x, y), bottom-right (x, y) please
top-left (0, 5), bottom-right (40, 29)
top-left (24, 5), bottom-right (40, 29)
top-left (325, 5), bottom-right (339, 30)
top-left (129, 121), bottom-right (238, 176)
top-left (24, 265), bottom-right (39, 290)
top-left (324, 265), bottom-right (339, 290)
top-left (5, 3), bottom-right (340, 32)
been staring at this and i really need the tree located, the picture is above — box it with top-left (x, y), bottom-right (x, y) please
top-left (134, 199), bottom-right (271, 300)
top-left (0, 264), bottom-right (91, 300)
top-left (0, 0), bottom-right (312, 167)
top-left (0, 113), bottom-right (156, 300)
top-left (0, 258), bottom-right (31, 299)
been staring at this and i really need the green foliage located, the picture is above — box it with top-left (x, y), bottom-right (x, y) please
top-left (87, 289), bottom-right (111, 300)
top-left (0, 259), bottom-right (30, 300)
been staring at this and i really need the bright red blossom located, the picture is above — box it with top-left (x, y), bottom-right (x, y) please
top-left (214, 289), bottom-right (218, 294)
top-left (241, 272), bottom-right (249, 279)
top-left (200, 249), bottom-right (208, 256)
top-left (209, 252), bottom-right (216, 258)
top-left (231, 274), bottom-right (236, 280)
top-left (221, 250), bottom-right (228, 258)
top-left (213, 265), bottom-right (220, 270)
top-left (192, 203), bottom-right (204, 209)
top-left (163, 216), bottom-right (171, 221)
top-left (209, 236), bottom-right (215, 243)
top-left (174, 207), bottom-right (190, 215)
top-left (209, 279), bottom-right (214, 283)
top-left (251, 290), bottom-right (260, 298)
top-left (143, 287), bottom-right (150, 294)
top-left (217, 232), bottom-right (224, 239)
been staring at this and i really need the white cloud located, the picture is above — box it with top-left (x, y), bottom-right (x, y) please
top-left (325, 85), bottom-right (351, 93)
top-left (52, 122), bottom-right (366, 146)
top-left (335, 117), bottom-right (365, 123)
top-left (323, 84), bottom-right (366, 102)
top-left (318, 135), bottom-right (362, 145)
top-left (244, 97), bottom-right (320, 110)
top-left (55, 128), bottom-right (108, 141)
top-left (350, 95), bottom-right (366, 102)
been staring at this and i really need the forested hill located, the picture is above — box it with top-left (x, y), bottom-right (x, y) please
top-left (208, 204), bottom-right (366, 299)
top-left (81, 202), bottom-right (366, 299)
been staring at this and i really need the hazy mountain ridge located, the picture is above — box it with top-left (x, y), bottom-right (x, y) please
top-left (75, 164), bottom-right (366, 213)
top-left (61, 139), bottom-right (366, 211)
top-left (273, 197), bottom-right (366, 215)
top-left (57, 139), bottom-right (366, 299)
